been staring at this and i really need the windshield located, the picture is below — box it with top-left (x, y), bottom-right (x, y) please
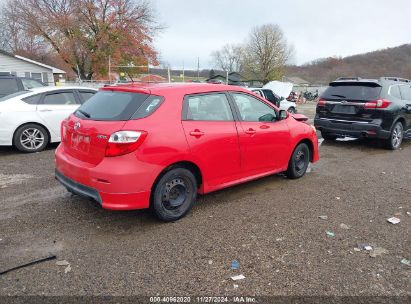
top-left (322, 83), bottom-right (382, 101)
top-left (0, 90), bottom-right (31, 102)
top-left (74, 91), bottom-right (150, 121)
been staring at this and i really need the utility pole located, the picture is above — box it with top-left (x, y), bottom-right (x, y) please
top-left (226, 71), bottom-right (229, 85)
top-left (182, 61), bottom-right (185, 83)
top-left (167, 66), bottom-right (171, 83)
top-left (197, 57), bottom-right (200, 80)
top-left (108, 55), bottom-right (111, 84)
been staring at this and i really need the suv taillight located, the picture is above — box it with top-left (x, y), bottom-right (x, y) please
top-left (317, 98), bottom-right (326, 106)
top-left (105, 131), bottom-right (147, 157)
top-left (364, 99), bottom-right (391, 109)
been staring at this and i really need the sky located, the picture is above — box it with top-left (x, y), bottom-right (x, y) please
top-left (151, 0), bottom-right (411, 69)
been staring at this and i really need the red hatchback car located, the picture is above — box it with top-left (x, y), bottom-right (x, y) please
top-left (55, 83), bottom-right (319, 221)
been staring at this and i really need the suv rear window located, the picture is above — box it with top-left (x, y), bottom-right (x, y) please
top-left (74, 91), bottom-right (151, 121)
top-left (322, 83), bottom-right (382, 101)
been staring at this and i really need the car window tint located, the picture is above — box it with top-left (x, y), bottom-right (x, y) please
top-left (21, 78), bottom-right (45, 89)
top-left (399, 85), bottom-right (411, 101)
top-left (75, 91), bottom-right (149, 121)
top-left (43, 92), bottom-right (77, 105)
top-left (79, 91), bottom-right (95, 102)
top-left (0, 90), bottom-right (30, 102)
top-left (322, 84), bottom-right (381, 101)
top-left (232, 93), bottom-right (277, 122)
top-left (389, 85), bottom-right (402, 99)
top-left (22, 94), bottom-right (42, 105)
top-left (185, 93), bottom-right (233, 121)
top-left (0, 79), bottom-right (19, 95)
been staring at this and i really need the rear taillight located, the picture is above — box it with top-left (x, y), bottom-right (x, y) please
top-left (364, 99), bottom-right (391, 109)
top-left (61, 120), bottom-right (68, 143)
top-left (105, 131), bottom-right (147, 157)
top-left (317, 98), bottom-right (326, 106)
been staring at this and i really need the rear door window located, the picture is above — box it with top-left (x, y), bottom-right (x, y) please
top-left (183, 93), bottom-right (233, 121)
top-left (0, 78), bottom-right (19, 95)
top-left (75, 90), bottom-right (150, 121)
top-left (78, 91), bottom-right (96, 103)
top-left (399, 85), bottom-right (411, 101)
top-left (322, 83), bottom-right (382, 101)
top-left (43, 92), bottom-right (78, 105)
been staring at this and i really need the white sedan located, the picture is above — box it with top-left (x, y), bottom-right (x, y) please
top-left (0, 86), bottom-right (97, 152)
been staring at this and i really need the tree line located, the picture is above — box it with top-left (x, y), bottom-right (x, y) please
top-left (211, 24), bottom-right (294, 84)
top-left (0, 0), bottom-right (161, 80)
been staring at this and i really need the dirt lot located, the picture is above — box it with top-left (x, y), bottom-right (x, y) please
top-left (0, 103), bottom-right (410, 298)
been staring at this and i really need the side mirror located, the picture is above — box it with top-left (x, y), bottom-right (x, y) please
top-left (279, 110), bottom-right (287, 120)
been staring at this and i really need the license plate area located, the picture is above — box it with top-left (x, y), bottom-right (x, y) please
top-left (71, 133), bottom-right (90, 153)
top-left (331, 105), bottom-right (357, 114)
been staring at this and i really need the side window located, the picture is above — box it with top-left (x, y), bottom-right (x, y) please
top-left (22, 94), bottom-right (42, 105)
top-left (184, 93), bottom-right (233, 121)
top-left (232, 93), bottom-right (277, 122)
top-left (43, 92), bottom-right (77, 105)
top-left (0, 79), bottom-right (19, 95)
top-left (389, 85), bottom-right (402, 99)
top-left (79, 91), bottom-right (96, 103)
top-left (22, 78), bottom-right (45, 89)
top-left (31, 73), bottom-right (42, 81)
top-left (132, 95), bottom-right (164, 119)
top-left (252, 90), bottom-right (264, 98)
top-left (399, 85), bottom-right (411, 101)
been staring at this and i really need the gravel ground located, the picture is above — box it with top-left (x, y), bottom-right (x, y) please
top-left (0, 103), bottom-right (410, 298)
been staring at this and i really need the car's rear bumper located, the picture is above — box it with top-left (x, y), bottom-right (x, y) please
top-left (314, 118), bottom-right (391, 139)
top-left (55, 144), bottom-right (157, 210)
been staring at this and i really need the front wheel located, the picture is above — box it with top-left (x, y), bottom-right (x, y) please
top-left (286, 143), bottom-right (310, 179)
top-left (13, 124), bottom-right (49, 153)
top-left (385, 121), bottom-right (403, 150)
top-left (151, 168), bottom-right (198, 222)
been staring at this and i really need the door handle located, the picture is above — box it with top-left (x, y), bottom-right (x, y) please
top-left (260, 125), bottom-right (270, 129)
top-left (189, 130), bottom-right (204, 137)
top-left (245, 128), bottom-right (257, 135)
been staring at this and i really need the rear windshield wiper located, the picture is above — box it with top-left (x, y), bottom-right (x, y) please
top-left (330, 94), bottom-right (347, 98)
top-left (76, 109), bottom-right (90, 118)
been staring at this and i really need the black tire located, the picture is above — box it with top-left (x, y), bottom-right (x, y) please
top-left (385, 121), bottom-right (403, 150)
top-left (286, 143), bottom-right (310, 179)
top-left (13, 124), bottom-right (49, 153)
top-left (151, 168), bottom-right (198, 222)
top-left (321, 131), bottom-right (337, 141)
top-left (287, 107), bottom-right (296, 114)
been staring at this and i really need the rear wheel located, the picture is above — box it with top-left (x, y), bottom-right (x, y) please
top-left (321, 131), bottom-right (337, 141)
top-left (385, 121), bottom-right (403, 150)
top-left (13, 124), bottom-right (49, 153)
top-left (151, 168), bottom-right (197, 222)
top-left (286, 143), bottom-right (310, 179)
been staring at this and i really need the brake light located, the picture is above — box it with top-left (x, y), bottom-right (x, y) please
top-left (61, 120), bottom-right (68, 143)
top-left (364, 99), bottom-right (391, 109)
top-left (105, 131), bottom-right (147, 157)
top-left (317, 98), bottom-right (326, 106)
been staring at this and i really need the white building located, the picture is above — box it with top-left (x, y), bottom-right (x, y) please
top-left (0, 49), bottom-right (66, 85)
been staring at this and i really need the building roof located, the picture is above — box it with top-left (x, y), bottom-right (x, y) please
top-left (0, 49), bottom-right (66, 74)
top-left (283, 76), bottom-right (310, 85)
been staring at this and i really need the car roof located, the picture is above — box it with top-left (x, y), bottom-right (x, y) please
top-left (100, 82), bottom-right (252, 95)
top-left (27, 86), bottom-right (98, 93)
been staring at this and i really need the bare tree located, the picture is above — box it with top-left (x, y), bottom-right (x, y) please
top-left (242, 24), bottom-right (294, 84)
top-left (0, 0), bottom-right (161, 80)
top-left (211, 43), bottom-right (243, 72)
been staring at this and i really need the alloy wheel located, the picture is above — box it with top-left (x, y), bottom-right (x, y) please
top-left (20, 128), bottom-right (45, 150)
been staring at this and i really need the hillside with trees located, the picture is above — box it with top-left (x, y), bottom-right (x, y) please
top-left (286, 44), bottom-right (411, 84)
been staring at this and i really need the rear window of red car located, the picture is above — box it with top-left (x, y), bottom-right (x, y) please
top-left (74, 91), bottom-right (163, 121)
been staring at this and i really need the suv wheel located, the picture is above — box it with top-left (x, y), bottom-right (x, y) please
top-left (13, 124), bottom-right (49, 153)
top-left (321, 131), bottom-right (337, 141)
top-left (151, 168), bottom-right (198, 222)
top-left (386, 121), bottom-right (403, 150)
top-left (286, 143), bottom-right (310, 179)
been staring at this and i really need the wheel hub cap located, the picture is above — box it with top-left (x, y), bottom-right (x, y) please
top-left (162, 178), bottom-right (187, 208)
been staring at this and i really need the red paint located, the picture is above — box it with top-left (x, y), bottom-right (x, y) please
top-left (55, 83), bottom-right (319, 210)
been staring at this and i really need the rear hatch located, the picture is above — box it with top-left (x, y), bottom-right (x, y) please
top-left (62, 89), bottom-right (151, 166)
top-left (317, 82), bottom-right (382, 122)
